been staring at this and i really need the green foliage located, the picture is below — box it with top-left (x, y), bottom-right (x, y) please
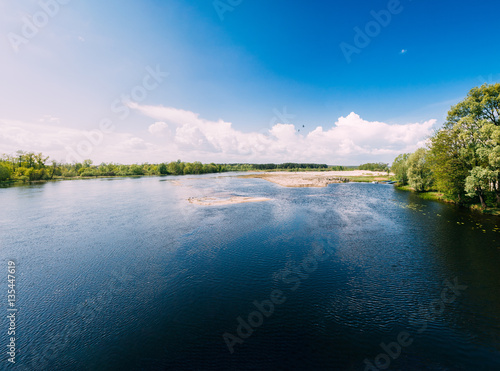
top-left (465, 167), bottom-right (497, 208)
top-left (130, 165), bottom-right (145, 176)
top-left (225, 163), bottom-right (345, 171)
top-left (0, 163), bottom-right (11, 181)
top-left (446, 83), bottom-right (499, 126)
top-left (407, 149), bottom-right (433, 192)
top-left (0, 152), bottom-right (232, 182)
top-left (158, 163), bottom-right (168, 175)
top-left (393, 83), bottom-right (500, 207)
top-left (1, 152), bottom-right (353, 183)
top-left (79, 168), bottom-right (98, 177)
top-left (358, 162), bottom-right (389, 172)
top-left (391, 153), bottom-right (410, 185)
top-left (428, 128), bottom-right (469, 202)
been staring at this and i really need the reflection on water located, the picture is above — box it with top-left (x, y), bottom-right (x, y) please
top-left (1, 174), bottom-right (499, 370)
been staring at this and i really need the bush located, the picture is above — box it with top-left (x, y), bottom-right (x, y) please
top-left (0, 163), bottom-right (11, 181)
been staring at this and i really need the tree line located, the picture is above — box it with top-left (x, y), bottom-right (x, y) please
top-left (225, 163), bottom-right (347, 171)
top-left (0, 155), bottom-right (228, 182)
top-left (0, 155), bottom-right (350, 182)
top-left (392, 83), bottom-right (500, 209)
top-left (358, 162), bottom-right (389, 172)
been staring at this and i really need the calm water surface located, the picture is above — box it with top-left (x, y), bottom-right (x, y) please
top-left (1, 174), bottom-right (499, 370)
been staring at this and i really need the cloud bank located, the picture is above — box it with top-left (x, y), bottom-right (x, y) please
top-left (134, 103), bottom-right (436, 164)
top-left (0, 105), bottom-right (436, 165)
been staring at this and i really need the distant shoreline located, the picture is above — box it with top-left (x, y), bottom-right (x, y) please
top-left (239, 170), bottom-right (391, 188)
top-left (0, 169), bottom-right (391, 186)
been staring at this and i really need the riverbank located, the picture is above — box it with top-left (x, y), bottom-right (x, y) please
top-left (396, 185), bottom-right (500, 216)
top-left (239, 170), bottom-right (390, 188)
top-left (0, 170), bottom-right (391, 187)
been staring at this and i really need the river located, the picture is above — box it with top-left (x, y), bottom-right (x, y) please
top-left (1, 174), bottom-right (499, 370)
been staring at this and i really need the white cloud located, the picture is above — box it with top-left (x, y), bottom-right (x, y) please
top-left (39, 115), bottom-right (60, 124)
top-left (131, 104), bottom-right (437, 164)
top-left (148, 121), bottom-right (169, 135)
top-left (120, 137), bottom-right (149, 150)
top-left (0, 106), bottom-right (437, 165)
top-left (0, 119), bottom-right (173, 164)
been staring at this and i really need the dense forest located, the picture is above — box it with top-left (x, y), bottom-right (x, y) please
top-left (0, 155), bottom-right (349, 183)
top-left (392, 83), bottom-right (500, 209)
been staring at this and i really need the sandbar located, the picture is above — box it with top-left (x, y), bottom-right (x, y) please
top-left (239, 170), bottom-right (389, 188)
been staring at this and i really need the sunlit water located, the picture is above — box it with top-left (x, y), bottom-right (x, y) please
top-left (1, 174), bottom-right (499, 370)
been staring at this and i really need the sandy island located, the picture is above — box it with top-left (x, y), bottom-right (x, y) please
top-left (188, 196), bottom-right (271, 206)
top-left (239, 170), bottom-right (389, 188)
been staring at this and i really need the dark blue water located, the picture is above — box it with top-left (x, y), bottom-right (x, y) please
top-left (1, 174), bottom-right (499, 370)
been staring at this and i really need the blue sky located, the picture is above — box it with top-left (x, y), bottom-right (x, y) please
top-left (1, 0), bottom-right (499, 165)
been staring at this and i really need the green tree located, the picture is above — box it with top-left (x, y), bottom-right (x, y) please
top-left (407, 148), bottom-right (433, 192)
top-left (465, 167), bottom-right (497, 208)
top-left (49, 160), bottom-right (58, 180)
top-left (391, 153), bottom-right (410, 185)
top-left (130, 165), bottom-right (144, 175)
top-left (167, 161), bottom-right (181, 175)
top-left (358, 162), bottom-right (389, 172)
top-left (183, 163), bottom-right (193, 175)
top-left (476, 123), bottom-right (500, 205)
top-left (428, 83), bottom-right (500, 203)
top-left (34, 153), bottom-right (49, 169)
top-left (0, 163), bottom-right (11, 181)
top-left (191, 161), bottom-right (203, 174)
top-left (428, 128), bottom-right (469, 202)
top-left (82, 159), bottom-right (93, 168)
top-left (446, 83), bottom-right (499, 126)
top-left (158, 163), bottom-right (168, 175)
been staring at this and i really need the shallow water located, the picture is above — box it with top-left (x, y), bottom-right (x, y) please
top-left (1, 174), bottom-right (499, 370)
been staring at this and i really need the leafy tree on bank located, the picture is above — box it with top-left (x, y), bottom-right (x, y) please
top-left (407, 148), bottom-right (433, 192)
top-left (0, 163), bottom-right (11, 181)
top-left (476, 123), bottom-right (500, 205)
top-left (428, 128), bottom-right (470, 203)
top-left (391, 154), bottom-right (410, 185)
top-left (158, 163), bottom-right (168, 175)
top-left (464, 167), bottom-right (497, 208)
top-left (394, 83), bottom-right (500, 206)
top-left (432, 83), bottom-right (499, 204)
